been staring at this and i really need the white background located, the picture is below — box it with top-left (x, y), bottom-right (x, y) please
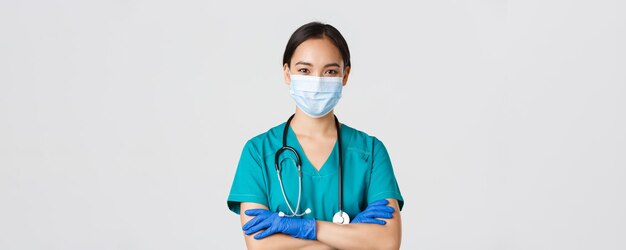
top-left (1, 0), bottom-right (624, 249)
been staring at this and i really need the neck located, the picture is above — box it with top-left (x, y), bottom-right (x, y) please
top-left (290, 107), bottom-right (340, 137)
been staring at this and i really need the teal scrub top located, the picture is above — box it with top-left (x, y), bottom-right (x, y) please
top-left (227, 121), bottom-right (404, 222)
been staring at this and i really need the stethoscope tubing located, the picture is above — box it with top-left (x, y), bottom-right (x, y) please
top-left (274, 113), bottom-right (344, 217)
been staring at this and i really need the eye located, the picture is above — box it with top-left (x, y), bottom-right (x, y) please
top-left (325, 69), bottom-right (338, 75)
top-left (298, 68), bottom-right (310, 74)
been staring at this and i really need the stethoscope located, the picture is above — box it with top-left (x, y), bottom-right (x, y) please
top-left (274, 113), bottom-right (350, 224)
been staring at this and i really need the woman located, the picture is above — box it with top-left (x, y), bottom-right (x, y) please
top-left (227, 21), bottom-right (404, 249)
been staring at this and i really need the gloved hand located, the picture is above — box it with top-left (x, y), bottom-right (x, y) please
top-left (242, 209), bottom-right (317, 240)
top-left (351, 199), bottom-right (395, 225)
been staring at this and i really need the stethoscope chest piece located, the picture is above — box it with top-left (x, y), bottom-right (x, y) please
top-left (333, 211), bottom-right (350, 224)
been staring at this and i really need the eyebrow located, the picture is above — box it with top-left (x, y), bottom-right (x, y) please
top-left (294, 61), bottom-right (341, 68)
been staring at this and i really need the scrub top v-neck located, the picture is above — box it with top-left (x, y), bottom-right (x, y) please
top-left (227, 121), bottom-right (404, 222)
top-left (286, 124), bottom-right (338, 176)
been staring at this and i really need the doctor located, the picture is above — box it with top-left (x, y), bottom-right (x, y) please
top-left (227, 21), bottom-right (404, 250)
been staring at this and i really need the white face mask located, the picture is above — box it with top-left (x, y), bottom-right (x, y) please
top-left (288, 70), bottom-right (344, 118)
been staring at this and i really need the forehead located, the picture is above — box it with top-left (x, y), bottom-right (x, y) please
top-left (291, 37), bottom-right (343, 66)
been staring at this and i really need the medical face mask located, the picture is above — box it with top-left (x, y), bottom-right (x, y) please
top-left (288, 71), bottom-right (344, 118)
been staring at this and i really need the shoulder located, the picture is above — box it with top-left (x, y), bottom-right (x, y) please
top-left (241, 122), bottom-right (286, 157)
top-left (340, 123), bottom-right (388, 156)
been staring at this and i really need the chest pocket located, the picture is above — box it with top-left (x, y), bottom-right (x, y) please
top-left (342, 147), bottom-right (373, 215)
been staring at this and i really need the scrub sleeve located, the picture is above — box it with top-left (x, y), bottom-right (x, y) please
top-left (368, 137), bottom-right (405, 210)
top-left (227, 140), bottom-right (268, 215)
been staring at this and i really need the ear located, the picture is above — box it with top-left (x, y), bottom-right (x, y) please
top-left (342, 66), bottom-right (351, 86)
top-left (283, 63), bottom-right (290, 86)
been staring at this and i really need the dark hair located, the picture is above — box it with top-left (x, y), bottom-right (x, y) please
top-left (282, 21), bottom-right (351, 69)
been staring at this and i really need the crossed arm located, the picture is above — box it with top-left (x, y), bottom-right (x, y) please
top-left (239, 199), bottom-right (402, 250)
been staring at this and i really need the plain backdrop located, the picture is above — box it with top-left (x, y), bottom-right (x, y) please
top-left (1, 0), bottom-right (625, 249)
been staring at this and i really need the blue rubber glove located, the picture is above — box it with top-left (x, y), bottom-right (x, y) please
top-left (351, 199), bottom-right (395, 225)
top-left (242, 209), bottom-right (317, 240)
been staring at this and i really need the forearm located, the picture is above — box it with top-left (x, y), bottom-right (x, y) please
top-left (316, 221), bottom-right (401, 250)
top-left (244, 232), bottom-right (335, 250)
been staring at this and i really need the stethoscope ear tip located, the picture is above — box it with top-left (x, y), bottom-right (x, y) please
top-left (304, 208), bottom-right (311, 214)
top-left (278, 211), bottom-right (285, 217)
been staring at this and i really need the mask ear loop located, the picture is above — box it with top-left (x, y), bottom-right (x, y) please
top-left (339, 68), bottom-right (346, 83)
